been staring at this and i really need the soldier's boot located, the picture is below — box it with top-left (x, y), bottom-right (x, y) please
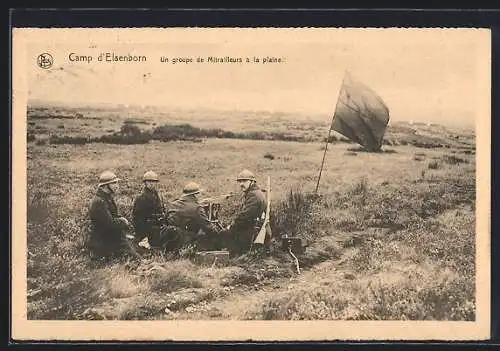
top-left (120, 239), bottom-right (142, 260)
top-left (147, 225), bottom-right (163, 248)
top-left (159, 226), bottom-right (185, 254)
top-left (212, 230), bottom-right (229, 252)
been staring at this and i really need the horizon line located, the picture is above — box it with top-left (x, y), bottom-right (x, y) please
top-left (26, 98), bottom-right (476, 129)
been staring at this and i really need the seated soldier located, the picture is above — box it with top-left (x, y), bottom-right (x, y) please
top-left (219, 169), bottom-right (267, 255)
top-left (87, 170), bottom-right (142, 262)
top-left (165, 181), bottom-right (220, 253)
top-left (132, 170), bottom-right (167, 249)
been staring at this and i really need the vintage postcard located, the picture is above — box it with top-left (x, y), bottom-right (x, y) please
top-left (11, 27), bottom-right (491, 341)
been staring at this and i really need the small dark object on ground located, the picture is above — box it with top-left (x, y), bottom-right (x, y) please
top-left (264, 152), bottom-right (275, 160)
top-left (281, 236), bottom-right (305, 255)
top-left (344, 273), bottom-right (356, 280)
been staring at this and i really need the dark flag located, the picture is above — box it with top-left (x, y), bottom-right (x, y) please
top-left (331, 71), bottom-right (390, 152)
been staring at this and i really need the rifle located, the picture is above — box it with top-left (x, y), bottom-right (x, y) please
top-left (253, 176), bottom-right (272, 245)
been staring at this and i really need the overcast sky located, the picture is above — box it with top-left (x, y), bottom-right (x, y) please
top-left (23, 28), bottom-right (489, 127)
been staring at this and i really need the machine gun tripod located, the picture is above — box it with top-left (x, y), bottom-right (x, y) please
top-left (200, 193), bottom-right (236, 231)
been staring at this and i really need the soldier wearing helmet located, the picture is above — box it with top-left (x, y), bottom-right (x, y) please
top-left (132, 170), bottom-right (167, 249)
top-left (220, 169), bottom-right (267, 255)
top-left (164, 181), bottom-right (220, 253)
top-left (87, 170), bottom-right (141, 262)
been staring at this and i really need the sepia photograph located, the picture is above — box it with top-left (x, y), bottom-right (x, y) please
top-left (11, 27), bottom-right (491, 341)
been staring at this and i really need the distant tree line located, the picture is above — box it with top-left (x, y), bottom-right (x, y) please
top-left (40, 121), bottom-right (313, 145)
top-left (28, 120), bottom-right (457, 150)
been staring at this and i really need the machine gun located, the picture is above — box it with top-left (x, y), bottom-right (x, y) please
top-left (200, 193), bottom-right (236, 230)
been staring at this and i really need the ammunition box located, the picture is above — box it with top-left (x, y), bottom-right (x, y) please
top-left (195, 250), bottom-right (230, 266)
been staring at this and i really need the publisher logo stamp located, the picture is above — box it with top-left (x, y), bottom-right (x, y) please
top-left (37, 53), bottom-right (53, 69)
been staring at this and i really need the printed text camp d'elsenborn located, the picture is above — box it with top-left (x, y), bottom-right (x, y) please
top-left (68, 52), bottom-right (147, 63)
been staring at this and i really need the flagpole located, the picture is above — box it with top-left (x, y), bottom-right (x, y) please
top-left (315, 127), bottom-right (332, 194)
top-left (315, 72), bottom-right (346, 195)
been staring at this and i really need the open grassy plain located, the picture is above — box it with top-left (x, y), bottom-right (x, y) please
top-left (26, 104), bottom-right (476, 321)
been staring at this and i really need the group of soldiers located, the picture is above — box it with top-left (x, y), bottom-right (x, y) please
top-left (86, 168), bottom-right (268, 263)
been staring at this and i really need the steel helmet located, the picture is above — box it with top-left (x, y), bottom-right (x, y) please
top-left (143, 170), bottom-right (159, 182)
top-left (98, 170), bottom-right (120, 187)
top-left (236, 169), bottom-right (256, 182)
top-left (182, 181), bottom-right (202, 196)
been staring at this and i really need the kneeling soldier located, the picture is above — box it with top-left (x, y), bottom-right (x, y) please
top-left (87, 170), bottom-right (142, 262)
top-left (132, 170), bottom-right (167, 249)
top-left (165, 181), bottom-right (220, 253)
top-left (221, 169), bottom-right (267, 255)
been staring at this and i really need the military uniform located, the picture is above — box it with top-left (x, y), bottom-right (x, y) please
top-left (166, 193), bottom-right (219, 251)
top-left (132, 187), bottom-right (166, 247)
top-left (222, 182), bottom-right (267, 254)
top-left (87, 187), bottom-right (140, 260)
